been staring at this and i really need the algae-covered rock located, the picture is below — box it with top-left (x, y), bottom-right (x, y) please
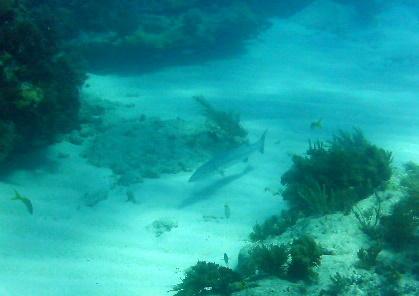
top-left (238, 185), bottom-right (419, 295)
top-left (0, 120), bottom-right (16, 163)
top-left (16, 83), bottom-right (44, 109)
top-left (0, 2), bottom-right (85, 164)
top-left (0, 0), bottom-right (15, 17)
top-left (25, 1), bottom-right (316, 72)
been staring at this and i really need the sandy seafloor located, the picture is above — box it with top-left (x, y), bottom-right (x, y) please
top-left (0, 1), bottom-right (418, 295)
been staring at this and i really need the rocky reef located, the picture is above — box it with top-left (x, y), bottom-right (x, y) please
top-left (175, 133), bottom-right (417, 296)
top-left (24, 0), bottom-right (317, 72)
top-left (0, 1), bottom-right (85, 164)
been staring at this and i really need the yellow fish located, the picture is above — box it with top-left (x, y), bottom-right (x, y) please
top-left (310, 119), bottom-right (323, 130)
top-left (224, 253), bottom-right (229, 265)
top-left (224, 203), bottom-right (231, 219)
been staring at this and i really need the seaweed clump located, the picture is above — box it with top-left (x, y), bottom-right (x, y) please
top-left (380, 198), bottom-right (418, 250)
top-left (281, 129), bottom-right (392, 215)
top-left (249, 244), bottom-right (289, 278)
top-left (356, 244), bottom-right (382, 270)
top-left (287, 235), bottom-right (322, 282)
top-left (352, 192), bottom-right (383, 240)
top-left (194, 95), bottom-right (248, 147)
top-left (249, 210), bottom-right (299, 242)
top-left (246, 235), bottom-right (322, 282)
top-left (320, 272), bottom-right (356, 296)
top-left (172, 261), bottom-right (243, 296)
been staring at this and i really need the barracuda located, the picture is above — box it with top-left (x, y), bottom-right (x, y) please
top-left (189, 131), bottom-right (267, 182)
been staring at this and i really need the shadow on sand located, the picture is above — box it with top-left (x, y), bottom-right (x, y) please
top-left (178, 166), bottom-right (253, 208)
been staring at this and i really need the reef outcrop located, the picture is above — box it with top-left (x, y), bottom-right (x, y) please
top-left (0, 1), bottom-right (85, 164)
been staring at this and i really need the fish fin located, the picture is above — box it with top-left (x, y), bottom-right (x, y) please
top-left (12, 190), bottom-right (21, 200)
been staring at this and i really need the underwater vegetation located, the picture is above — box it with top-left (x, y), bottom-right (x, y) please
top-left (0, 0), bottom-right (85, 164)
top-left (281, 129), bottom-right (393, 216)
top-left (225, 137), bottom-right (418, 295)
top-left (380, 196), bottom-right (418, 250)
top-left (249, 244), bottom-right (289, 278)
top-left (352, 193), bottom-right (382, 240)
top-left (400, 161), bottom-right (419, 199)
top-left (172, 261), bottom-right (243, 296)
top-left (287, 235), bottom-right (322, 282)
top-left (175, 236), bottom-right (322, 295)
top-left (380, 162), bottom-right (419, 250)
top-left (356, 244), bottom-right (382, 270)
top-left (244, 235), bottom-right (322, 282)
top-left (236, 135), bottom-right (418, 294)
top-left (194, 95), bottom-right (247, 146)
top-left (197, 117), bottom-right (419, 296)
top-left (249, 210), bottom-right (299, 242)
top-left (352, 163), bottom-right (418, 250)
top-left (319, 272), bottom-right (357, 296)
top-left (349, 163), bottom-right (419, 294)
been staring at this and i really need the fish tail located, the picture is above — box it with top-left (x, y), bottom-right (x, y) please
top-left (259, 130), bottom-right (267, 154)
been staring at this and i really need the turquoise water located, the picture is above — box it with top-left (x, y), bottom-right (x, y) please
top-left (0, 1), bottom-right (418, 295)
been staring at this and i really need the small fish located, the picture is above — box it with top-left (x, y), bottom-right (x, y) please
top-left (12, 190), bottom-right (33, 215)
top-left (126, 190), bottom-right (137, 204)
top-left (223, 253), bottom-right (229, 265)
top-left (224, 203), bottom-right (231, 219)
top-left (310, 119), bottom-right (323, 130)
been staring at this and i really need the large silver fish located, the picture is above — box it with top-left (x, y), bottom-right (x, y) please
top-left (189, 131), bottom-right (267, 182)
